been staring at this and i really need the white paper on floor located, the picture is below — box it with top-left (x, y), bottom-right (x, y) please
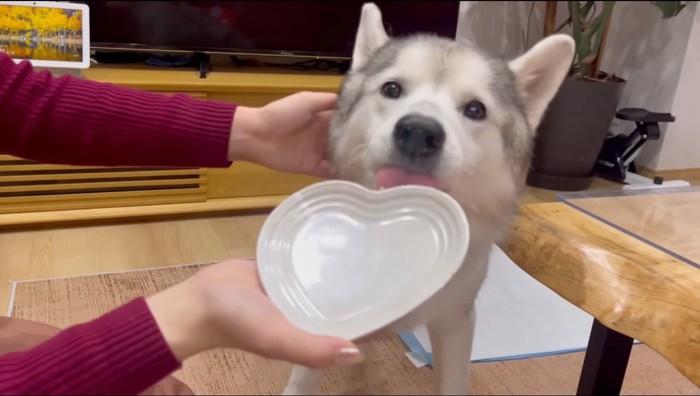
top-left (399, 244), bottom-right (600, 367)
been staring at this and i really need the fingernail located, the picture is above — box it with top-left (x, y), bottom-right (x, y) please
top-left (334, 347), bottom-right (364, 365)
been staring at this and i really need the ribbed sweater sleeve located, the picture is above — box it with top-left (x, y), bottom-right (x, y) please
top-left (0, 54), bottom-right (235, 393)
top-left (0, 53), bottom-right (236, 168)
top-left (0, 297), bottom-right (181, 395)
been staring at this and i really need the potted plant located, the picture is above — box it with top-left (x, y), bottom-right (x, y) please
top-left (527, 1), bottom-right (689, 191)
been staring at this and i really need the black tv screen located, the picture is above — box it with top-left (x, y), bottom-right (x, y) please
top-left (83, 1), bottom-right (460, 59)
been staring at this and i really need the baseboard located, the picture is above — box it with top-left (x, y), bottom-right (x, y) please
top-left (636, 166), bottom-right (700, 181)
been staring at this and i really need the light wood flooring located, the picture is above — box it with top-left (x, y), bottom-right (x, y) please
top-left (0, 177), bottom-right (634, 310)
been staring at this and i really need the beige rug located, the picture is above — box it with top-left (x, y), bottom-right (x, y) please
top-left (8, 263), bottom-right (698, 395)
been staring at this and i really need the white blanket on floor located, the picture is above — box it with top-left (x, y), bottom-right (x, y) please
top-left (399, 245), bottom-right (598, 367)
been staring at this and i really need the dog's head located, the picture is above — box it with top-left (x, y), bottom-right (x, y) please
top-left (329, 3), bottom-right (574, 231)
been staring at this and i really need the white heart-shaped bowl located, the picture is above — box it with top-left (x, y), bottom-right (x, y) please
top-left (257, 180), bottom-right (469, 341)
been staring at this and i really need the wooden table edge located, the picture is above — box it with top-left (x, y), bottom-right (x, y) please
top-left (501, 202), bottom-right (700, 386)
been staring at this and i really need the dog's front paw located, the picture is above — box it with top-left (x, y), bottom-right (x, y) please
top-left (282, 365), bottom-right (323, 395)
top-left (282, 384), bottom-right (316, 396)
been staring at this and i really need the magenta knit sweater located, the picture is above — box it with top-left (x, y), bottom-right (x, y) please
top-left (0, 53), bottom-right (238, 394)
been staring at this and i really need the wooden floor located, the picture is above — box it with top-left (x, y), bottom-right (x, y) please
top-left (0, 177), bottom-right (629, 310)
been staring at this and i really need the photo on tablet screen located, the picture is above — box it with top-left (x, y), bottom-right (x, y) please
top-left (0, 2), bottom-right (85, 63)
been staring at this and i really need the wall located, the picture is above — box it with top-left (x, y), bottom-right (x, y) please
top-left (456, 1), bottom-right (546, 60)
top-left (456, 1), bottom-right (698, 171)
top-left (653, 6), bottom-right (700, 170)
top-left (601, 1), bottom-right (697, 170)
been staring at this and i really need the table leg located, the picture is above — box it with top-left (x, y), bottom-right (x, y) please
top-left (576, 319), bottom-right (634, 395)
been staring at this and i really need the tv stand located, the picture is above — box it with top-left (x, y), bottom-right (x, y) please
top-left (93, 51), bottom-right (213, 78)
top-left (230, 55), bottom-right (349, 75)
top-left (193, 52), bottom-right (212, 79)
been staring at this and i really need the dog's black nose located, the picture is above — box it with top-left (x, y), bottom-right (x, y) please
top-left (393, 115), bottom-right (445, 158)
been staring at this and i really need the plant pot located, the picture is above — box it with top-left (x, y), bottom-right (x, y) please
top-left (527, 75), bottom-right (626, 191)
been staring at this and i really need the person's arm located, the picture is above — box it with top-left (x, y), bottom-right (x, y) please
top-left (0, 297), bottom-right (179, 395)
top-left (0, 260), bottom-right (362, 395)
top-left (0, 53), bottom-right (236, 168)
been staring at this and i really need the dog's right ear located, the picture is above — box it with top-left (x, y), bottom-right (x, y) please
top-left (508, 34), bottom-right (575, 132)
top-left (351, 3), bottom-right (389, 71)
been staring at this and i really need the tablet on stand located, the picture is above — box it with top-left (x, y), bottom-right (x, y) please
top-left (0, 1), bottom-right (90, 77)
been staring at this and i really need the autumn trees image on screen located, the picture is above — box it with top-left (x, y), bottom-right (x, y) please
top-left (0, 4), bottom-right (83, 61)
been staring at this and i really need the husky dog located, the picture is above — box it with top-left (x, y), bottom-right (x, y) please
top-left (283, 3), bottom-right (574, 395)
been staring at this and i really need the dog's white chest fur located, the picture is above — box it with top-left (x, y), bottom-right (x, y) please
top-left (389, 235), bottom-right (492, 332)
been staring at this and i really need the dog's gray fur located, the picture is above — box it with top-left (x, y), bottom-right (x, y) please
top-left (283, 3), bottom-right (574, 395)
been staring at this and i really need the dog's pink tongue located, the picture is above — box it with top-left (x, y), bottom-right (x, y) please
top-left (375, 167), bottom-right (438, 189)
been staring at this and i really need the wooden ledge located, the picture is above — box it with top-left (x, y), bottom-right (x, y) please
top-left (0, 196), bottom-right (286, 230)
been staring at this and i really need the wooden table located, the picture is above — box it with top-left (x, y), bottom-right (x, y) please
top-left (502, 186), bottom-right (700, 395)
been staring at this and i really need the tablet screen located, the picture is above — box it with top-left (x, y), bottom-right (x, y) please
top-left (0, 1), bottom-right (90, 69)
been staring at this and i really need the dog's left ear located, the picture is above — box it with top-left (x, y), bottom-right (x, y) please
top-left (508, 34), bottom-right (575, 131)
top-left (351, 3), bottom-right (389, 71)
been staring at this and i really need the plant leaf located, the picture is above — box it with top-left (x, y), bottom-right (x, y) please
top-left (581, 0), bottom-right (596, 15)
top-left (564, 0), bottom-right (687, 81)
top-left (650, 1), bottom-right (687, 19)
top-left (588, 2), bottom-right (616, 73)
top-left (582, 1), bottom-right (596, 24)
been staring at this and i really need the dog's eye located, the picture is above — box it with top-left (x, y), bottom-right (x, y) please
top-left (463, 101), bottom-right (487, 120)
top-left (381, 81), bottom-right (402, 99)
